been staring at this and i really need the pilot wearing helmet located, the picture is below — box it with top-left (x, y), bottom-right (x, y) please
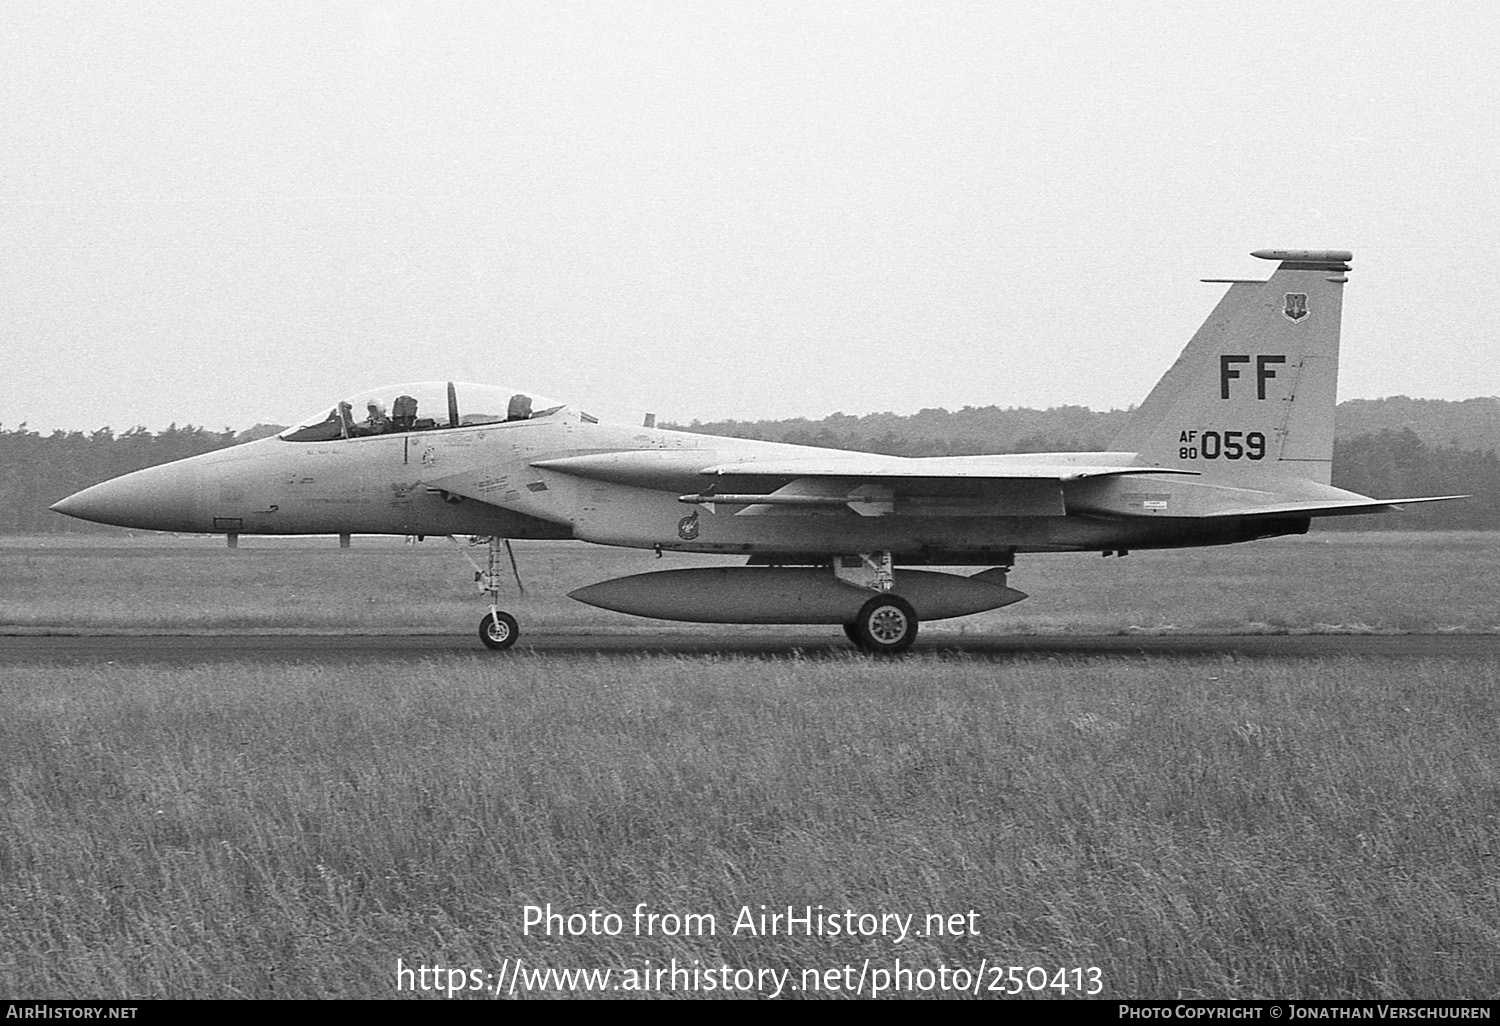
top-left (365, 400), bottom-right (392, 435)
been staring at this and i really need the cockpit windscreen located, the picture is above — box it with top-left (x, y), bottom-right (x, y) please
top-left (281, 382), bottom-right (564, 442)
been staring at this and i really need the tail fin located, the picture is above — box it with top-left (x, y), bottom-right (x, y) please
top-left (1112, 249), bottom-right (1351, 485)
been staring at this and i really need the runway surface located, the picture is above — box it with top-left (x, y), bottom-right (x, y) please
top-left (3, 632), bottom-right (1498, 665)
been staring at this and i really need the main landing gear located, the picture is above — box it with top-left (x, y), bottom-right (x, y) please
top-left (451, 535), bottom-right (525, 651)
top-left (837, 552), bottom-right (919, 655)
top-left (847, 593), bottom-right (918, 654)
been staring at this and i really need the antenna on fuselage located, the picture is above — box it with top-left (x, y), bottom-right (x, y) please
top-left (446, 381), bottom-right (459, 428)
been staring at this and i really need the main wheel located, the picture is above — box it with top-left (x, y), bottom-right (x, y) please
top-left (851, 594), bottom-right (918, 654)
top-left (842, 622), bottom-right (861, 645)
top-left (479, 610), bottom-right (520, 650)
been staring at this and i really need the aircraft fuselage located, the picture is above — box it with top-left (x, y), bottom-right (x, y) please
top-left (54, 412), bottom-right (1309, 559)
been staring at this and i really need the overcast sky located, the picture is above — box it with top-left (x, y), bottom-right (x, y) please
top-left (4, 2), bottom-right (1497, 433)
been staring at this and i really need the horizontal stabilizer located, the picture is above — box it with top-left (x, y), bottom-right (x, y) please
top-left (1214, 495), bottom-right (1467, 518)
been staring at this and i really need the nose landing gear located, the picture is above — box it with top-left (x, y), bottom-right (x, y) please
top-left (480, 609), bottom-right (519, 650)
top-left (451, 535), bottom-right (525, 651)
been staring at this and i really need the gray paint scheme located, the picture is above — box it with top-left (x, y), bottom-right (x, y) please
top-left (51, 250), bottom-right (1461, 636)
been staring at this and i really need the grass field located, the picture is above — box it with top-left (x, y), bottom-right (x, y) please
top-left (3, 532), bottom-right (1499, 999)
top-left (4, 654), bottom-right (1499, 999)
top-left (4, 530), bottom-right (1499, 636)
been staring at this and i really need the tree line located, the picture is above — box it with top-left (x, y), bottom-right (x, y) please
top-left (1, 423), bottom-right (280, 534)
top-left (5, 397), bottom-right (1497, 532)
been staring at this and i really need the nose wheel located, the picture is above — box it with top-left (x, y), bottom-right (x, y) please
top-left (480, 609), bottom-right (519, 650)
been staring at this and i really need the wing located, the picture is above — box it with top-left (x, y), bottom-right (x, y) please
top-left (533, 449), bottom-right (1196, 518)
top-left (533, 450), bottom-right (1195, 484)
top-left (700, 454), bottom-right (1199, 481)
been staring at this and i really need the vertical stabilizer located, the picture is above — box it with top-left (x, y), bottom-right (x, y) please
top-left (1112, 250), bottom-right (1350, 485)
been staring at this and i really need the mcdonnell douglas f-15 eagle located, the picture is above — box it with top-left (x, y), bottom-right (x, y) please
top-left (52, 249), bottom-right (1459, 652)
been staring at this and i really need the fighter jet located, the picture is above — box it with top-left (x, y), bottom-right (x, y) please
top-left (52, 249), bottom-right (1459, 652)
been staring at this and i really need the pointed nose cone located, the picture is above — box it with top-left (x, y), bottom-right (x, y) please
top-left (48, 492), bottom-right (91, 519)
top-left (50, 461), bottom-right (206, 531)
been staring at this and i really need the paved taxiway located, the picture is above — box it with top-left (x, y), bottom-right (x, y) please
top-left (3, 633), bottom-right (1498, 665)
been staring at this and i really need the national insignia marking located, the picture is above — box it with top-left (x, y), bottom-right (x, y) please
top-left (1284, 292), bottom-right (1309, 322)
top-left (677, 512), bottom-right (700, 540)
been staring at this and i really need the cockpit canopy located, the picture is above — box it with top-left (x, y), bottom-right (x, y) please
top-left (281, 381), bottom-right (566, 442)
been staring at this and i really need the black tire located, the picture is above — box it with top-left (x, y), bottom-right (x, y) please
top-left (842, 622), bottom-right (861, 645)
top-left (479, 610), bottom-right (520, 650)
top-left (851, 594), bottom-right (918, 654)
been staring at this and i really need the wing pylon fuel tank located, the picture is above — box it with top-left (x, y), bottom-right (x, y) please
top-left (568, 566), bottom-right (1027, 624)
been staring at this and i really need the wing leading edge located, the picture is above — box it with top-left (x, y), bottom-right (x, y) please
top-left (700, 456), bottom-right (1200, 481)
top-left (533, 450), bottom-right (1200, 519)
top-left (534, 450), bottom-right (1198, 487)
